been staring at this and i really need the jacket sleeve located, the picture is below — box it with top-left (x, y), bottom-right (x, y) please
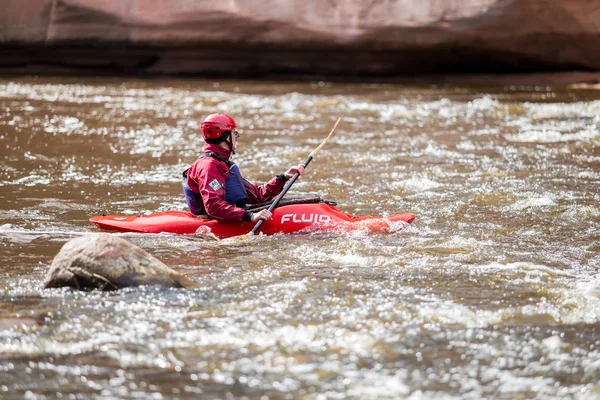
top-left (195, 159), bottom-right (250, 221)
top-left (244, 175), bottom-right (286, 204)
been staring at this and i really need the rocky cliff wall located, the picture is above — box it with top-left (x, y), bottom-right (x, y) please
top-left (1, 0), bottom-right (600, 77)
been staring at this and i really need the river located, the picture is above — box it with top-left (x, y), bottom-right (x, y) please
top-left (1, 76), bottom-right (599, 399)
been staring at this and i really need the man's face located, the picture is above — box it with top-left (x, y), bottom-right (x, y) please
top-left (232, 129), bottom-right (239, 151)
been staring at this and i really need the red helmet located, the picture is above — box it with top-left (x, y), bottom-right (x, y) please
top-left (200, 113), bottom-right (236, 140)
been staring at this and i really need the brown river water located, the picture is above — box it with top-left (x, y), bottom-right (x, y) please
top-left (1, 76), bottom-right (599, 399)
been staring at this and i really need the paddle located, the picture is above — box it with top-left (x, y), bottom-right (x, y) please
top-left (248, 117), bottom-right (341, 236)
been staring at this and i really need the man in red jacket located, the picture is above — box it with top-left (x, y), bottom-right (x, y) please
top-left (183, 113), bottom-right (305, 222)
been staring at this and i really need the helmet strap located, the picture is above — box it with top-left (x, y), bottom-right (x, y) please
top-left (225, 131), bottom-right (235, 155)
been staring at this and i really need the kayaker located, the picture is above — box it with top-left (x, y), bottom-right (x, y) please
top-left (183, 113), bottom-right (305, 222)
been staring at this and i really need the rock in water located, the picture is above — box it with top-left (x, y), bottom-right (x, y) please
top-left (44, 234), bottom-right (194, 290)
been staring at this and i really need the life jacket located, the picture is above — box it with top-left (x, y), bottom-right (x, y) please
top-left (182, 152), bottom-right (248, 216)
top-left (224, 164), bottom-right (248, 208)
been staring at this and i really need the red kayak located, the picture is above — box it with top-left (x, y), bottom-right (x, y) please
top-left (90, 197), bottom-right (415, 238)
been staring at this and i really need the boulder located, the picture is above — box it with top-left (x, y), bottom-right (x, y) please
top-left (1, 0), bottom-right (600, 77)
top-left (44, 233), bottom-right (194, 290)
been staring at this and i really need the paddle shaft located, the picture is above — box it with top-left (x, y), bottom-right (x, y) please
top-left (248, 117), bottom-right (340, 236)
top-left (249, 155), bottom-right (313, 235)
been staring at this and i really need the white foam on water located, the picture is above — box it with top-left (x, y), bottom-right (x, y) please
top-left (468, 262), bottom-right (600, 325)
top-left (289, 245), bottom-right (389, 269)
top-left (9, 174), bottom-right (52, 186)
top-left (393, 174), bottom-right (441, 193)
top-left (0, 223), bottom-right (13, 232)
top-left (526, 100), bottom-right (600, 120)
top-left (418, 300), bottom-right (489, 328)
top-left (560, 274), bottom-right (600, 324)
top-left (42, 116), bottom-right (85, 136)
top-left (495, 372), bottom-right (556, 397)
top-left (60, 167), bottom-right (91, 183)
top-left (359, 153), bottom-right (396, 164)
top-left (265, 280), bottom-right (308, 295)
top-left (456, 140), bottom-right (477, 151)
top-left (379, 103), bottom-right (412, 120)
top-left (0, 293), bottom-right (191, 364)
top-left (464, 96), bottom-right (505, 120)
top-left (346, 369), bottom-right (411, 399)
top-left (168, 318), bottom-right (380, 362)
top-left (329, 177), bottom-right (354, 186)
top-left (510, 193), bottom-right (556, 210)
top-left (472, 126), bottom-right (501, 136)
top-left (156, 201), bottom-right (188, 213)
top-left (51, 163), bottom-right (182, 186)
top-left (541, 335), bottom-right (562, 353)
top-left (468, 95), bottom-right (503, 111)
top-left (277, 324), bottom-right (378, 355)
top-left (334, 135), bottom-right (371, 145)
top-left (441, 236), bottom-right (489, 251)
top-left (0, 326), bottom-right (144, 358)
top-left (577, 170), bottom-right (600, 179)
top-left (0, 227), bottom-right (93, 237)
top-left (562, 205), bottom-right (600, 221)
top-left (381, 219), bottom-right (413, 234)
top-left (505, 129), bottom-right (562, 142)
top-left (476, 262), bottom-right (577, 278)
top-left (505, 128), bottom-right (598, 143)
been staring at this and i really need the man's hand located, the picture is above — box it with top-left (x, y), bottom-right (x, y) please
top-left (284, 164), bottom-right (305, 180)
top-left (251, 209), bottom-right (273, 222)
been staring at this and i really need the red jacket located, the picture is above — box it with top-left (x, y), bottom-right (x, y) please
top-left (186, 143), bottom-right (285, 220)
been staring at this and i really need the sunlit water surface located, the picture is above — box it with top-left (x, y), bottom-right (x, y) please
top-left (1, 77), bottom-right (599, 399)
